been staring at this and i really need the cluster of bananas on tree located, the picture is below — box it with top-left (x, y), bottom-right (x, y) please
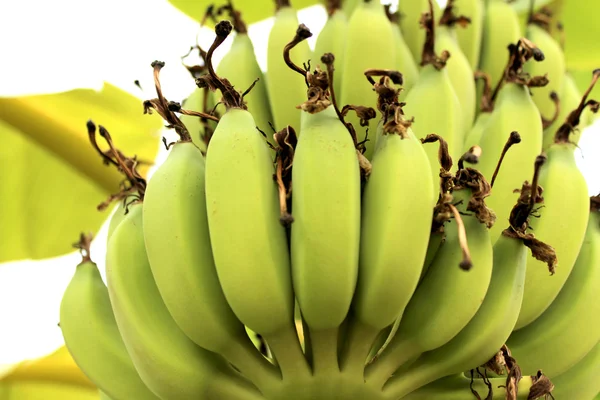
top-left (58, 0), bottom-right (600, 398)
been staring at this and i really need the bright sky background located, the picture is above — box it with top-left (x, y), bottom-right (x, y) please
top-left (0, 0), bottom-right (599, 370)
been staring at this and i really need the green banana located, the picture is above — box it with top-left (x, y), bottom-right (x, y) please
top-left (340, 79), bottom-right (433, 375)
top-left (266, 0), bottom-right (311, 131)
top-left (290, 41), bottom-right (360, 375)
top-left (514, 71), bottom-right (598, 329)
top-left (398, 0), bottom-right (442, 63)
top-left (403, 2), bottom-right (462, 197)
top-left (341, 0), bottom-right (360, 18)
top-left (143, 140), bottom-right (279, 390)
top-left (478, 0), bottom-right (522, 113)
top-left (463, 72), bottom-right (495, 152)
top-left (455, 0), bottom-right (484, 70)
top-left (543, 72), bottom-right (582, 149)
top-left (507, 197), bottom-right (600, 377)
top-left (106, 204), bottom-right (263, 400)
top-left (339, 0), bottom-right (397, 160)
top-left (474, 39), bottom-right (545, 244)
top-left (524, 14), bottom-right (565, 122)
top-left (203, 21), bottom-right (306, 380)
top-left (383, 158), bottom-right (547, 398)
top-left (549, 340), bottom-right (600, 400)
top-left (214, 4), bottom-right (273, 141)
top-left (59, 235), bottom-right (160, 400)
top-left (385, 7), bottom-right (419, 98)
top-left (313, 0), bottom-right (347, 96)
top-left (436, 3), bottom-right (477, 129)
top-left (365, 174), bottom-right (494, 390)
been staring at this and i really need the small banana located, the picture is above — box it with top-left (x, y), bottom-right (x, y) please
top-left (398, 0), bottom-right (442, 63)
top-left (314, 0), bottom-right (347, 96)
top-left (474, 39), bottom-right (545, 244)
top-left (385, 7), bottom-right (419, 98)
top-left (454, 0), bottom-right (484, 70)
top-left (203, 21), bottom-right (306, 380)
top-left (340, 77), bottom-right (433, 376)
top-left (403, 1), bottom-right (462, 196)
top-left (365, 168), bottom-right (494, 391)
top-left (214, 3), bottom-right (273, 142)
top-left (507, 196), bottom-right (600, 378)
top-left (289, 32), bottom-right (360, 374)
top-left (548, 340), bottom-right (600, 400)
top-left (107, 204), bottom-right (263, 400)
top-left (524, 11), bottom-right (565, 122)
top-left (59, 234), bottom-right (160, 400)
top-left (435, 1), bottom-right (477, 129)
top-left (514, 70), bottom-right (599, 330)
top-left (266, 0), bottom-right (311, 131)
top-left (339, 0), bottom-right (397, 159)
top-left (383, 157), bottom-right (549, 399)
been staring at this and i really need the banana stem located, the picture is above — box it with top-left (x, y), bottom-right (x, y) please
top-left (448, 204), bottom-right (473, 271)
top-left (264, 325), bottom-right (311, 381)
top-left (308, 327), bottom-right (341, 376)
top-left (363, 336), bottom-right (420, 390)
top-left (339, 319), bottom-right (381, 377)
top-left (490, 131), bottom-right (521, 188)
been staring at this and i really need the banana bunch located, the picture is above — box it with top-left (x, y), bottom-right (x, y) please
top-left (57, 0), bottom-right (600, 399)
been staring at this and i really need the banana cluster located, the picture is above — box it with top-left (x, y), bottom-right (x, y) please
top-left (58, 0), bottom-right (600, 399)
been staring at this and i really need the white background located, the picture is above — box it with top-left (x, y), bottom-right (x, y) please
top-left (0, 0), bottom-right (598, 371)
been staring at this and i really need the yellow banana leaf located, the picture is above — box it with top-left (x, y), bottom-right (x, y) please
top-left (0, 84), bottom-right (162, 262)
top-left (0, 346), bottom-right (99, 400)
top-left (168, 0), bottom-right (321, 24)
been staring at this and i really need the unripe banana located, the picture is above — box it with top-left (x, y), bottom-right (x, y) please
top-left (549, 340), bottom-right (600, 400)
top-left (507, 198), bottom-right (600, 378)
top-left (435, 24), bottom-right (477, 129)
top-left (339, 0), bottom-right (397, 159)
top-left (383, 158), bottom-right (549, 397)
top-left (366, 184), bottom-right (494, 390)
top-left (314, 1), bottom-right (347, 96)
top-left (181, 87), bottom-right (216, 153)
top-left (59, 239), bottom-right (160, 400)
top-left (398, 0), bottom-right (442, 63)
top-left (107, 204), bottom-right (263, 400)
top-left (524, 22), bottom-right (565, 122)
top-left (514, 71), bottom-right (598, 329)
top-left (478, 0), bottom-right (521, 110)
top-left (267, 1), bottom-right (311, 131)
top-left (386, 9), bottom-right (419, 97)
top-left (455, 0), bottom-right (484, 70)
top-left (341, 92), bottom-right (433, 374)
top-left (216, 26), bottom-right (273, 142)
top-left (543, 72), bottom-right (582, 149)
top-left (143, 141), bottom-right (279, 390)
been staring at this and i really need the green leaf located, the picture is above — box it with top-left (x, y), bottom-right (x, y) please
top-left (168, 0), bottom-right (321, 24)
top-left (0, 84), bottom-right (162, 262)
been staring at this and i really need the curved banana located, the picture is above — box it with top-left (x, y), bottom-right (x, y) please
top-left (267, 0), bottom-right (311, 131)
top-left (365, 181), bottom-right (494, 390)
top-left (549, 340), bottom-right (600, 400)
top-left (107, 204), bottom-right (263, 400)
top-left (524, 19), bottom-right (565, 122)
top-left (478, 0), bottom-right (521, 111)
top-left (383, 158), bottom-right (548, 398)
top-left (514, 71), bottom-right (599, 329)
top-left (403, 4), bottom-right (462, 197)
top-left (143, 140), bottom-right (279, 390)
top-left (398, 0), bottom-right (442, 63)
top-left (59, 238), bottom-right (160, 400)
top-left (455, 0), bottom-right (484, 70)
top-left (507, 197), bottom-right (600, 377)
top-left (204, 21), bottom-right (306, 381)
top-left (435, 12), bottom-right (477, 129)
top-left (291, 49), bottom-right (360, 374)
top-left (340, 85), bottom-right (433, 375)
top-left (339, 0), bottom-right (397, 159)
top-left (314, 0), bottom-right (347, 96)
top-left (214, 6), bottom-right (273, 141)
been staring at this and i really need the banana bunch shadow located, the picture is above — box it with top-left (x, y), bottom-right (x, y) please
top-left (59, 0), bottom-right (600, 399)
